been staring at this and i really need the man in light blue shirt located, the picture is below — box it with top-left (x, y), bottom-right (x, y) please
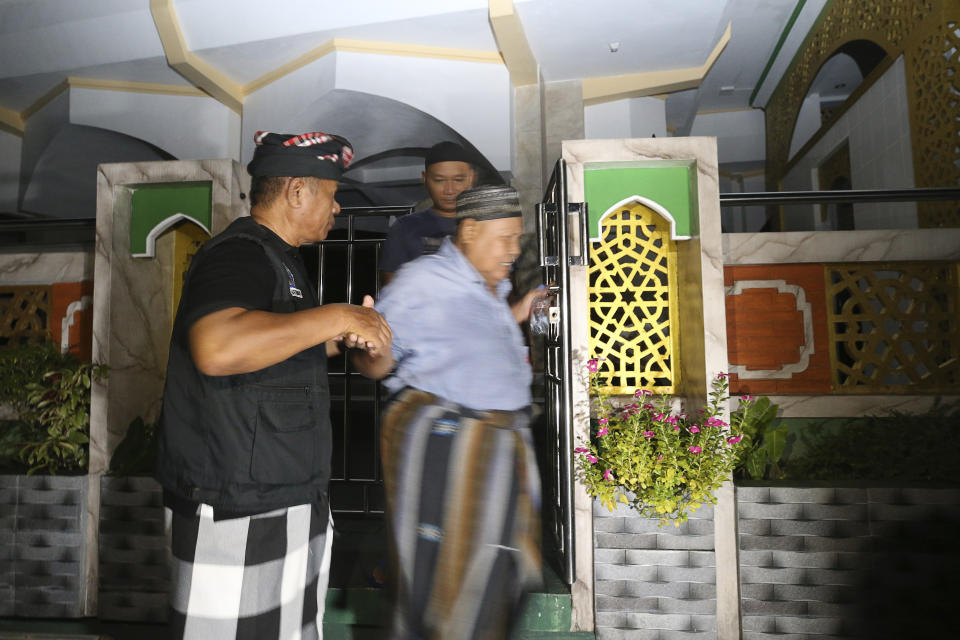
top-left (374, 235), bottom-right (531, 410)
top-left (355, 186), bottom-right (545, 408)
top-left (351, 185), bottom-right (547, 640)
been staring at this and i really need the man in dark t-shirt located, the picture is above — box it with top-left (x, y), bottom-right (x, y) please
top-left (379, 141), bottom-right (477, 284)
top-left (156, 130), bottom-right (391, 640)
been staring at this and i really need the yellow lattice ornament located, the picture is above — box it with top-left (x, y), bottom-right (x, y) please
top-left (826, 262), bottom-right (960, 392)
top-left (906, 19), bottom-right (960, 227)
top-left (588, 202), bottom-right (679, 395)
top-left (0, 285), bottom-right (51, 346)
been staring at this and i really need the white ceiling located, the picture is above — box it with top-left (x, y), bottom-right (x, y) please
top-left (0, 0), bottom-right (808, 117)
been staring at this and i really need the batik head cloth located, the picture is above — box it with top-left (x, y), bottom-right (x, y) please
top-left (246, 131), bottom-right (354, 180)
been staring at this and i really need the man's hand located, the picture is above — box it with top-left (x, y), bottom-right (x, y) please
top-left (348, 295), bottom-right (396, 380)
top-left (511, 285), bottom-right (550, 324)
top-left (338, 295), bottom-right (391, 355)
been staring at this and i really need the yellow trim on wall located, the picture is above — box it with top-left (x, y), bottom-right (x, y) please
top-left (0, 106), bottom-right (25, 136)
top-left (17, 77), bottom-right (207, 130)
top-left (582, 23), bottom-right (731, 105)
top-left (68, 77), bottom-right (206, 98)
top-left (488, 0), bottom-right (538, 87)
top-left (20, 79), bottom-right (70, 121)
top-left (149, 0), bottom-right (244, 113)
top-left (244, 39), bottom-right (503, 96)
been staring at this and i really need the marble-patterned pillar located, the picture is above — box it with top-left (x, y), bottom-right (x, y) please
top-left (542, 80), bottom-right (584, 186)
top-left (511, 79), bottom-right (586, 294)
top-left (562, 138), bottom-right (739, 639)
top-left (87, 159), bottom-right (249, 613)
top-left (511, 79), bottom-right (584, 230)
top-left (512, 82), bottom-right (544, 233)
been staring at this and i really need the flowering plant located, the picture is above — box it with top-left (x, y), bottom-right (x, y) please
top-left (576, 360), bottom-right (766, 526)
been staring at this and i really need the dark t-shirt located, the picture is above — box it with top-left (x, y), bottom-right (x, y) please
top-left (177, 228), bottom-right (311, 335)
top-left (379, 208), bottom-right (457, 273)
top-left (162, 221), bottom-right (326, 519)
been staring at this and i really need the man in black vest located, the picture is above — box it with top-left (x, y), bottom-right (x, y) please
top-left (156, 131), bottom-right (391, 640)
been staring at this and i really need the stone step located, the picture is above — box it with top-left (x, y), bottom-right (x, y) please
top-left (321, 625), bottom-right (595, 640)
top-left (324, 587), bottom-right (580, 633)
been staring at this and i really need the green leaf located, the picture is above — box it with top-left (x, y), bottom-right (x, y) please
top-left (765, 425), bottom-right (788, 462)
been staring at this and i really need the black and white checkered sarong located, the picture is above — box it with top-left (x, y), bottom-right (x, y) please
top-left (166, 501), bottom-right (333, 640)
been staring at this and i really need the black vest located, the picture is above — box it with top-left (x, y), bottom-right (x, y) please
top-left (156, 217), bottom-right (331, 514)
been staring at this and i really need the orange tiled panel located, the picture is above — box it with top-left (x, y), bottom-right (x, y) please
top-left (724, 265), bottom-right (831, 395)
top-left (50, 281), bottom-right (94, 361)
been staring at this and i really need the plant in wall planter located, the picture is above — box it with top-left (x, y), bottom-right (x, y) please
top-left (0, 341), bottom-right (79, 471)
top-left (576, 361), bottom-right (772, 526)
top-left (17, 359), bottom-right (108, 475)
top-left (0, 346), bottom-right (107, 617)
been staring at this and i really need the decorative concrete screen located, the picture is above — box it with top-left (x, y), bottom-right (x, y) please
top-left (584, 163), bottom-right (694, 396)
top-left (589, 202), bottom-right (679, 394)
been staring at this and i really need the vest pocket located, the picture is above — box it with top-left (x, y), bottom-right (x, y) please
top-left (251, 386), bottom-right (318, 484)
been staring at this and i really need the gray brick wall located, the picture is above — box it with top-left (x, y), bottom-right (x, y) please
top-left (593, 500), bottom-right (718, 639)
top-left (98, 476), bottom-right (168, 622)
top-left (737, 485), bottom-right (960, 640)
top-left (0, 474), bottom-right (89, 618)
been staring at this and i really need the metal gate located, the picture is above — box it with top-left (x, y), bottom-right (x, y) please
top-left (536, 159), bottom-right (589, 585)
top-left (307, 205), bottom-right (412, 515)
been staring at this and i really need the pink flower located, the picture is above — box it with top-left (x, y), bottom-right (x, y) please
top-left (688, 446), bottom-right (702, 454)
top-left (689, 426), bottom-right (700, 433)
top-left (653, 413), bottom-right (665, 422)
top-left (678, 413), bottom-right (687, 420)
top-left (603, 468), bottom-right (614, 482)
top-left (574, 447), bottom-right (589, 454)
top-left (673, 425), bottom-right (681, 431)
top-left (643, 404), bottom-right (655, 410)
top-left (706, 417), bottom-right (729, 428)
top-left (657, 455), bottom-right (663, 461)
top-left (597, 426), bottom-right (609, 437)
top-left (727, 435), bottom-right (743, 444)
top-left (742, 395), bottom-right (755, 402)
top-left (598, 418), bottom-right (609, 424)
top-left (664, 415), bottom-right (678, 425)
top-left (634, 389), bottom-right (653, 397)
top-left (642, 430), bottom-right (655, 439)
top-left (587, 359), bottom-right (599, 373)
top-left (717, 373), bottom-right (729, 379)
top-left (586, 454), bottom-right (598, 464)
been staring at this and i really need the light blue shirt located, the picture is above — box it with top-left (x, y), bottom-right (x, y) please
top-left (376, 237), bottom-right (532, 411)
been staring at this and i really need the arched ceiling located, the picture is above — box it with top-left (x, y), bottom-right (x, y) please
top-left (0, 0), bottom-right (812, 132)
top-left (22, 123), bottom-right (175, 217)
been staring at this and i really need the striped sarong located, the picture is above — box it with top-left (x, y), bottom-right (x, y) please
top-left (165, 501), bottom-right (333, 640)
top-left (381, 388), bottom-right (542, 640)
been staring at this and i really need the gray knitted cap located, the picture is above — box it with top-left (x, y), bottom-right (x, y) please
top-left (455, 185), bottom-right (522, 221)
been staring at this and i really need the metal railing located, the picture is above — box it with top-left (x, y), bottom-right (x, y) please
top-left (719, 187), bottom-right (960, 207)
top-left (719, 187), bottom-right (960, 232)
